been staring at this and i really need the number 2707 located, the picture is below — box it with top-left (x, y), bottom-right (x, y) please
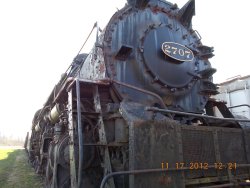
top-left (163, 44), bottom-right (191, 58)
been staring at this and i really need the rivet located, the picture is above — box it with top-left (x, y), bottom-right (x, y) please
top-left (182, 34), bottom-right (188, 39)
top-left (149, 24), bottom-right (155, 29)
top-left (154, 76), bottom-right (159, 81)
top-left (171, 88), bottom-right (176, 92)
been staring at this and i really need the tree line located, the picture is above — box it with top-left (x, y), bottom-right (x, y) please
top-left (0, 132), bottom-right (25, 146)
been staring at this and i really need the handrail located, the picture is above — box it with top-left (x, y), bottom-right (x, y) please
top-left (100, 164), bottom-right (250, 188)
top-left (102, 78), bottom-right (166, 109)
top-left (228, 104), bottom-right (250, 109)
top-left (146, 107), bottom-right (250, 122)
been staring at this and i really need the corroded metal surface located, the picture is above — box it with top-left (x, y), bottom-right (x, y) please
top-left (26, 0), bottom-right (250, 187)
top-left (128, 118), bottom-right (250, 187)
top-left (67, 89), bottom-right (77, 188)
top-left (93, 85), bottom-right (115, 188)
top-left (129, 119), bottom-right (185, 188)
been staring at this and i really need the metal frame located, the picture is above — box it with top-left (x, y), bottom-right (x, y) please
top-left (68, 88), bottom-right (77, 188)
top-left (93, 85), bottom-right (115, 188)
top-left (68, 79), bottom-right (250, 188)
top-left (76, 79), bottom-right (84, 188)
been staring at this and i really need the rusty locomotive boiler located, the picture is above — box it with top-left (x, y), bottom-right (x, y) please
top-left (26, 0), bottom-right (250, 187)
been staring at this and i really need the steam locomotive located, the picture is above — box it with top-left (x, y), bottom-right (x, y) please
top-left (26, 0), bottom-right (250, 187)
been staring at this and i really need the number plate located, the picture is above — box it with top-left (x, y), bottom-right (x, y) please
top-left (162, 42), bottom-right (194, 62)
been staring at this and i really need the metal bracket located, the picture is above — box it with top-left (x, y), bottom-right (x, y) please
top-left (68, 89), bottom-right (78, 188)
top-left (93, 85), bottom-right (115, 188)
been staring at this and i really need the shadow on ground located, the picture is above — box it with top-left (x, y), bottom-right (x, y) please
top-left (0, 148), bottom-right (43, 188)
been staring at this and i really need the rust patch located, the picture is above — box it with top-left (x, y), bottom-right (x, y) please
top-left (99, 63), bottom-right (105, 73)
top-left (158, 175), bottom-right (172, 185)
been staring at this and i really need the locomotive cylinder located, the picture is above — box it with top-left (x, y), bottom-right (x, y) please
top-left (49, 104), bottom-right (61, 124)
top-left (35, 122), bottom-right (41, 132)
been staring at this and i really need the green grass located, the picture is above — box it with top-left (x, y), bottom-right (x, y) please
top-left (0, 148), bottom-right (43, 188)
top-left (0, 148), bottom-right (15, 160)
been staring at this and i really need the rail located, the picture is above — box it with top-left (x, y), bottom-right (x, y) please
top-left (100, 167), bottom-right (187, 188)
